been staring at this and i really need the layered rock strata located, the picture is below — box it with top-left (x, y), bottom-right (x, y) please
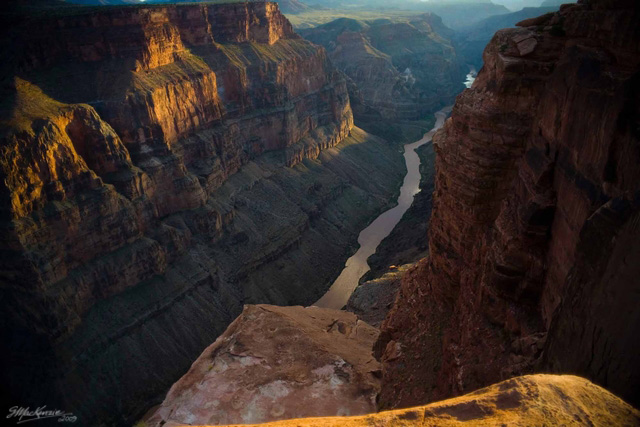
top-left (301, 15), bottom-right (465, 122)
top-left (146, 305), bottom-right (381, 426)
top-left (0, 2), bottom-right (405, 425)
top-left (378, 0), bottom-right (640, 409)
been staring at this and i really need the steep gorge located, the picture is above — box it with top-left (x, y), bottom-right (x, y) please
top-left (128, 1), bottom-right (640, 425)
top-left (300, 15), bottom-right (465, 124)
top-left (377, 0), bottom-right (640, 410)
top-left (0, 2), bottom-right (405, 425)
top-left (4, 1), bottom-right (640, 425)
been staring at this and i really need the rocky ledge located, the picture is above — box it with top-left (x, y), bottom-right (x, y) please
top-left (152, 368), bottom-right (640, 426)
top-left (146, 305), bottom-right (381, 426)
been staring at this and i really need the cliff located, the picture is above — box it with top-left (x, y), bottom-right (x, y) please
top-left (377, 0), bottom-right (640, 410)
top-left (300, 15), bottom-right (465, 122)
top-left (146, 305), bottom-right (380, 426)
top-left (454, 6), bottom-right (559, 68)
top-left (0, 2), bottom-right (406, 425)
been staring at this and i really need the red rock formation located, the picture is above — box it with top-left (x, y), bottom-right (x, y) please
top-left (146, 305), bottom-right (380, 426)
top-left (378, 0), bottom-right (640, 409)
top-left (0, 3), bottom-right (400, 425)
top-left (3, 1), bottom-right (352, 341)
top-left (195, 375), bottom-right (640, 427)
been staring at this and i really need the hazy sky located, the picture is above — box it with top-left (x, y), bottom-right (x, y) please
top-left (490, 0), bottom-right (546, 11)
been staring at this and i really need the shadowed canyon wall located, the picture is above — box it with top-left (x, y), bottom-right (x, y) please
top-left (377, 0), bottom-right (640, 410)
top-left (300, 15), bottom-right (466, 123)
top-left (0, 2), bottom-right (406, 425)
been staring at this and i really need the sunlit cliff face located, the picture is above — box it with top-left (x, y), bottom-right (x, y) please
top-left (2, 1), bottom-right (639, 426)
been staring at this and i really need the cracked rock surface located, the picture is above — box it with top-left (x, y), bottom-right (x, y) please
top-left (146, 304), bottom-right (381, 426)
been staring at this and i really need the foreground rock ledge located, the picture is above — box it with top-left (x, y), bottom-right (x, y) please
top-left (211, 375), bottom-right (639, 427)
top-left (147, 305), bottom-right (381, 426)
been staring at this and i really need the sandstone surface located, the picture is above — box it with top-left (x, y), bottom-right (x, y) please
top-left (198, 375), bottom-right (640, 427)
top-left (378, 0), bottom-right (640, 410)
top-left (146, 304), bottom-right (380, 426)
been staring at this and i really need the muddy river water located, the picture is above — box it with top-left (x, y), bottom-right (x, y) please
top-left (314, 105), bottom-right (453, 309)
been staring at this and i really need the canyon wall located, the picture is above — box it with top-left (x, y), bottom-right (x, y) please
top-left (0, 2), bottom-right (405, 425)
top-left (378, 0), bottom-right (640, 409)
top-left (300, 15), bottom-right (466, 122)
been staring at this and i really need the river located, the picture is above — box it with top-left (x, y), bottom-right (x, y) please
top-left (313, 105), bottom-right (453, 309)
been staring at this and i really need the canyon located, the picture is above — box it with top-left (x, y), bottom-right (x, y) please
top-left (316, 107), bottom-right (451, 310)
top-left (0, 2), bottom-right (405, 425)
top-left (296, 1), bottom-right (511, 30)
top-left (300, 15), bottom-right (465, 123)
top-left (147, 0), bottom-right (640, 425)
top-left (2, 0), bottom-right (639, 426)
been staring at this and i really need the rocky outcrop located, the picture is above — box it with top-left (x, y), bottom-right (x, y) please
top-left (378, 0), bottom-right (640, 410)
top-left (454, 6), bottom-right (559, 68)
top-left (301, 15), bottom-right (465, 122)
top-left (179, 374), bottom-right (640, 426)
top-left (346, 264), bottom-right (411, 328)
top-left (146, 305), bottom-right (380, 426)
top-left (0, 2), bottom-right (407, 425)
